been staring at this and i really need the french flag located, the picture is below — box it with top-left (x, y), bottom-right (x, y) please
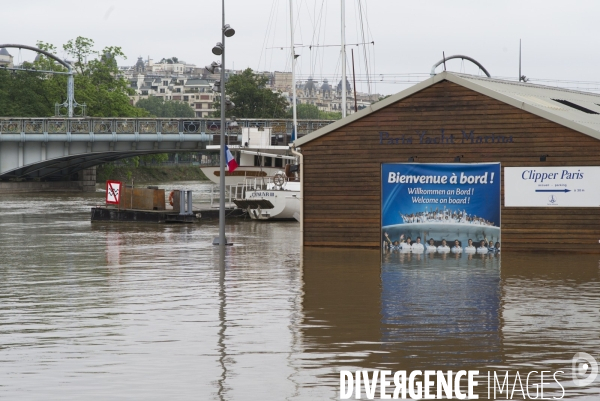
top-left (225, 145), bottom-right (238, 172)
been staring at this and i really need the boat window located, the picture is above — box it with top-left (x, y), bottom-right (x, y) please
top-left (254, 155), bottom-right (260, 166)
top-left (265, 157), bottom-right (273, 167)
top-left (275, 157), bottom-right (283, 168)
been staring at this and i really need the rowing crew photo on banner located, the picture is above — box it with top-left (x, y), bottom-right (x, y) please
top-left (383, 233), bottom-right (500, 255)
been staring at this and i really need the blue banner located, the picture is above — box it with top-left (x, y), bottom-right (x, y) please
top-left (381, 163), bottom-right (501, 253)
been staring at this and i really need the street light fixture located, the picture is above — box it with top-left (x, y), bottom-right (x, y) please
top-left (212, 0), bottom-right (236, 247)
top-left (223, 24), bottom-right (235, 37)
top-left (205, 61), bottom-right (220, 74)
top-left (212, 80), bottom-right (221, 92)
top-left (212, 42), bottom-right (224, 56)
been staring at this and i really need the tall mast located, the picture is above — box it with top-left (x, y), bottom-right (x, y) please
top-left (290, 0), bottom-right (297, 139)
top-left (519, 39), bottom-right (522, 82)
top-left (341, 0), bottom-right (347, 118)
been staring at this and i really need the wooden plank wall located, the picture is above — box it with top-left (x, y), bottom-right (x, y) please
top-left (301, 80), bottom-right (600, 252)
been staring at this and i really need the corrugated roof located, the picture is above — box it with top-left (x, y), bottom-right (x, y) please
top-left (185, 79), bottom-right (210, 86)
top-left (294, 71), bottom-right (600, 147)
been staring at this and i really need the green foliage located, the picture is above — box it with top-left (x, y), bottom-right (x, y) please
top-left (294, 103), bottom-right (320, 119)
top-left (159, 57), bottom-right (179, 64)
top-left (96, 163), bottom-right (115, 183)
top-left (0, 67), bottom-right (56, 116)
top-left (139, 154), bottom-right (169, 165)
top-left (288, 103), bottom-right (342, 120)
top-left (0, 36), bottom-right (149, 117)
top-left (213, 68), bottom-right (289, 118)
top-left (136, 96), bottom-right (195, 118)
top-left (319, 110), bottom-right (343, 120)
top-left (63, 36), bottom-right (95, 75)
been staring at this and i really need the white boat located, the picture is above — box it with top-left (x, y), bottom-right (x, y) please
top-left (200, 126), bottom-right (297, 186)
top-left (234, 175), bottom-right (301, 221)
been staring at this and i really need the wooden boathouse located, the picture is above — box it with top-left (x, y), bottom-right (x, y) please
top-left (294, 71), bottom-right (600, 252)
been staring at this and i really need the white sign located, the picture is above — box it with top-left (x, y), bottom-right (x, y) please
top-left (106, 180), bottom-right (122, 205)
top-left (505, 167), bottom-right (600, 207)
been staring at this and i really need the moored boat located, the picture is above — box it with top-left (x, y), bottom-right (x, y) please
top-left (200, 126), bottom-right (296, 186)
top-left (233, 167), bottom-right (301, 221)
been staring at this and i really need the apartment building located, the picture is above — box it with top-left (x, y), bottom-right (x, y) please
top-left (0, 48), bottom-right (14, 68)
top-left (122, 57), bottom-right (378, 117)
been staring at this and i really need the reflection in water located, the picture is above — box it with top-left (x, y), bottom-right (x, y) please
top-left (217, 246), bottom-right (227, 401)
top-left (0, 186), bottom-right (599, 400)
top-left (380, 252), bottom-right (502, 369)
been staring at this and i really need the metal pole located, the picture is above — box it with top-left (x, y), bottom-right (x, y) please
top-left (67, 68), bottom-right (74, 118)
top-left (341, 0), bottom-right (346, 118)
top-left (216, 0), bottom-right (228, 246)
top-left (351, 49), bottom-right (357, 113)
top-left (290, 0), bottom-right (298, 140)
top-left (519, 39), bottom-right (521, 82)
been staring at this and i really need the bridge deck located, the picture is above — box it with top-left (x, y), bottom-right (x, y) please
top-left (0, 118), bottom-right (333, 180)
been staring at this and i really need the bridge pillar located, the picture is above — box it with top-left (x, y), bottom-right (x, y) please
top-left (78, 167), bottom-right (97, 192)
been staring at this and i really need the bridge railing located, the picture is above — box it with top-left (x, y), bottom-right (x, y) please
top-left (0, 118), bottom-right (334, 145)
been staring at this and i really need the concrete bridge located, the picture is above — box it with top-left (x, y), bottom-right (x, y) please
top-left (0, 118), bottom-right (331, 185)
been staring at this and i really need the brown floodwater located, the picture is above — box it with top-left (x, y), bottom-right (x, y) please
top-left (0, 183), bottom-right (599, 400)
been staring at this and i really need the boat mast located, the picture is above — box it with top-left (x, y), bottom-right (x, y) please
top-left (289, 0), bottom-right (298, 140)
top-left (341, 0), bottom-right (347, 118)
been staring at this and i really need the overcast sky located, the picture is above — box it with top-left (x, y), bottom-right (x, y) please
top-left (3, 0), bottom-right (599, 95)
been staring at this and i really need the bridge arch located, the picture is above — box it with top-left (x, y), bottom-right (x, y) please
top-left (0, 43), bottom-right (72, 70)
top-left (0, 43), bottom-right (81, 117)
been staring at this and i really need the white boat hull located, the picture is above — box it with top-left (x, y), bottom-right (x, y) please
top-left (245, 189), bottom-right (300, 220)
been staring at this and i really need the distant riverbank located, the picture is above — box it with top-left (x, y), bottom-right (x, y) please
top-left (96, 164), bottom-right (209, 183)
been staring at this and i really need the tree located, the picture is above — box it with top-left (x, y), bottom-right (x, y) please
top-left (140, 153), bottom-right (169, 165)
top-left (0, 37), bottom-right (148, 118)
top-left (159, 57), bottom-right (179, 64)
top-left (65, 38), bottom-right (148, 117)
top-left (63, 36), bottom-right (95, 75)
top-left (136, 96), bottom-right (195, 118)
top-left (213, 68), bottom-right (289, 118)
top-left (294, 103), bottom-right (320, 119)
top-left (318, 110), bottom-right (342, 120)
top-left (287, 103), bottom-right (342, 120)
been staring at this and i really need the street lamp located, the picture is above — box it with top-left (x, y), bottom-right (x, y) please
top-left (223, 24), bottom-right (235, 37)
top-left (205, 61), bottom-right (220, 74)
top-left (212, 0), bottom-right (235, 247)
top-left (212, 42), bottom-right (224, 56)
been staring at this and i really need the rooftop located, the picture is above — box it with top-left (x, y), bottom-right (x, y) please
top-left (295, 71), bottom-right (600, 147)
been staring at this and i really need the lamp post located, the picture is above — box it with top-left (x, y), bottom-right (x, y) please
top-left (212, 1), bottom-right (235, 246)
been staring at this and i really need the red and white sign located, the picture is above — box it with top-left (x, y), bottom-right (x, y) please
top-left (106, 180), bottom-right (122, 205)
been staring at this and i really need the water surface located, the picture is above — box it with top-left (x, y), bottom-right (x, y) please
top-left (0, 184), bottom-right (599, 400)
